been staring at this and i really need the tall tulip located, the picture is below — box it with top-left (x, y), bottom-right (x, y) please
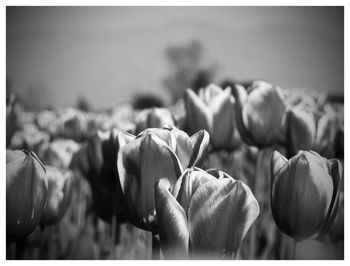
top-left (185, 84), bottom-right (241, 150)
top-left (71, 129), bottom-right (134, 222)
top-left (286, 104), bottom-right (339, 158)
top-left (270, 150), bottom-right (341, 240)
top-left (155, 168), bottom-right (260, 259)
top-left (6, 150), bottom-right (48, 242)
top-left (232, 81), bottom-right (286, 148)
top-left (117, 126), bottom-right (210, 232)
top-left (40, 166), bottom-right (73, 225)
top-left (134, 107), bottom-right (175, 135)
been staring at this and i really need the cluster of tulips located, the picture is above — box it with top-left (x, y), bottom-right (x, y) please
top-left (6, 80), bottom-right (344, 259)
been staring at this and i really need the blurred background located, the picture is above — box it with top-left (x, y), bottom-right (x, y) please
top-left (7, 6), bottom-right (344, 110)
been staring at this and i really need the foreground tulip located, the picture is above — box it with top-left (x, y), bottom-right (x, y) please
top-left (286, 104), bottom-right (339, 158)
top-left (185, 84), bottom-right (241, 150)
top-left (40, 166), bottom-right (73, 226)
top-left (271, 150), bottom-right (341, 240)
top-left (232, 81), bottom-right (286, 148)
top-left (6, 150), bottom-right (48, 242)
top-left (117, 126), bottom-right (210, 232)
top-left (71, 129), bottom-right (134, 222)
top-left (134, 107), bottom-right (175, 135)
top-left (155, 168), bottom-right (260, 259)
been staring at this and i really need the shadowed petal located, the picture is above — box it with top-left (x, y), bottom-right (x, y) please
top-left (155, 178), bottom-right (189, 259)
top-left (188, 129), bottom-right (210, 167)
top-left (188, 178), bottom-right (259, 258)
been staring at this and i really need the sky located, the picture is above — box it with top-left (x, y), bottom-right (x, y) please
top-left (6, 6), bottom-right (344, 110)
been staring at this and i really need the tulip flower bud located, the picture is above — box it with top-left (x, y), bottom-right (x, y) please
top-left (232, 81), bottom-right (286, 148)
top-left (6, 150), bottom-right (48, 242)
top-left (185, 84), bottom-right (241, 150)
top-left (134, 107), bottom-right (175, 135)
top-left (117, 126), bottom-right (210, 232)
top-left (40, 166), bottom-right (73, 226)
top-left (155, 168), bottom-right (260, 259)
top-left (286, 105), bottom-right (339, 158)
top-left (270, 150), bottom-right (341, 240)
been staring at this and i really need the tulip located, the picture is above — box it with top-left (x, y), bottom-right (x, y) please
top-left (6, 150), bottom-right (48, 242)
top-left (40, 166), bottom-right (73, 226)
top-left (270, 150), bottom-right (341, 240)
top-left (155, 168), bottom-right (260, 259)
top-left (232, 81), bottom-right (286, 148)
top-left (56, 108), bottom-right (88, 141)
top-left (184, 84), bottom-right (241, 150)
top-left (38, 139), bottom-right (80, 170)
top-left (117, 126), bottom-right (210, 232)
top-left (134, 107), bottom-right (175, 135)
top-left (71, 129), bottom-right (135, 222)
top-left (286, 104), bottom-right (339, 158)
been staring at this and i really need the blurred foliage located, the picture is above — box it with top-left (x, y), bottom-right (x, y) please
top-left (163, 40), bottom-right (217, 103)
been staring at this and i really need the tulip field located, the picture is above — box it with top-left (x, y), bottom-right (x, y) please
top-left (6, 81), bottom-right (344, 259)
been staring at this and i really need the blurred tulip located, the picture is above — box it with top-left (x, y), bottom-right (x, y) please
top-left (10, 123), bottom-right (50, 153)
top-left (271, 150), bottom-right (341, 241)
top-left (134, 107), bottom-right (175, 135)
top-left (286, 104), bottom-right (340, 158)
top-left (185, 84), bottom-right (241, 150)
top-left (6, 150), bottom-right (48, 242)
top-left (71, 129), bottom-right (135, 222)
top-left (155, 168), bottom-right (259, 259)
top-left (117, 126), bottom-right (210, 232)
top-left (232, 81), bottom-right (286, 148)
top-left (56, 108), bottom-right (88, 141)
top-left (38, 139), bottom-right (80, 170)
top-left (40, 166), bottom-right (73, 226)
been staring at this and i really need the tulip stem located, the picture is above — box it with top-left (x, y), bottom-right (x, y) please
top-left (110, 215), bottom-right (117, 258)
top-left (152, 233), bottom-right (160, 260)
top-left (249, 149), bottom-right (263, 259)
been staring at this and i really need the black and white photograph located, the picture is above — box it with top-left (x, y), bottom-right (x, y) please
top-left (5, 3), bottom-right (346, 260)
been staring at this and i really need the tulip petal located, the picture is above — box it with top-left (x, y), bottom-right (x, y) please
top-left (231, 84), bottom-right (256, 147)
top-left (270, 151), bottom-right (288, 180)
top-left (188, 178), bottom-right (259, 258)
top-left (317, 158), bottom-right (342, 238)
top-left (209, 87), bottom-right (235, 149)
top-left (117, 134), bottom-right (183, 232)
top-left (188, 129), bottom-right (210, 167)
top-left (155, 178), bottom-right (189, 259)
top-left (175, 168), bottom-right (216, 215)
top-left (315, 113), bottom-right (337, 158)
top-left (201, 84), bottom-right (223, 105)
top-left (184, 89), bottom-right (212, 135)
top-left (286, 106), bottom-right (316, 157)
